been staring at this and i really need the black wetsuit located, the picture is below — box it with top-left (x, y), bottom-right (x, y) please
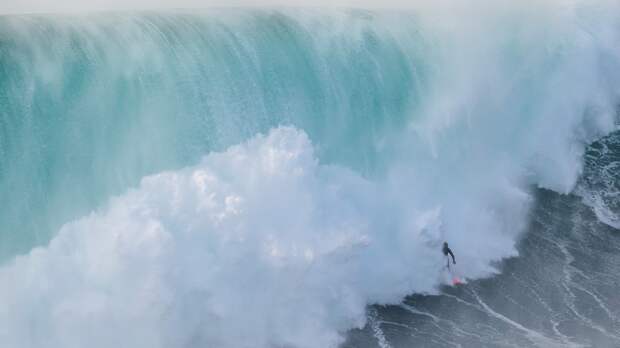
top-left (443, 244), bottom-right (456, 264)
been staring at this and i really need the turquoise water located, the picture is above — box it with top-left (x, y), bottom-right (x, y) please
top-left (0, 11), bottom-right (426, 259)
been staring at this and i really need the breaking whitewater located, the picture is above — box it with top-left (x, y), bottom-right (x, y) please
top-left (0, 2), bottom-right (619, 348)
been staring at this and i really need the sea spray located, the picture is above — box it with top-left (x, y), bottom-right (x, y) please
top-left (0, 127), bottom-right (435, 347)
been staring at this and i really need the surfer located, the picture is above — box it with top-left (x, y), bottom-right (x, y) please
top-left (442, 242), bottom-right (456, 268)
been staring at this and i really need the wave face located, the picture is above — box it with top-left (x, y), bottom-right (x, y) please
top-left (1, 4), bottom-right (619, 348)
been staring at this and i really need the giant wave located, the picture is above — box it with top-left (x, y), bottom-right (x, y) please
top-left (0, 2), bottom-right (619, 347)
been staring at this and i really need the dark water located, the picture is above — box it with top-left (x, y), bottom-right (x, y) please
top-left (344, 133), bottom-right (620, 348)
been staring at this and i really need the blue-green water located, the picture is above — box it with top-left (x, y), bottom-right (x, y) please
top-left (0, 11), bottom-right (424, 259)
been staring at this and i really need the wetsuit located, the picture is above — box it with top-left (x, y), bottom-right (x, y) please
top-left (443, 244), bottom-right (456, 265)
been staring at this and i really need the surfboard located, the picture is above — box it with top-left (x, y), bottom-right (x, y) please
top-left (444, 257), bottom-right (463, 285)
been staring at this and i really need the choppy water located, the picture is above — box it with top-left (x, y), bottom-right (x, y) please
top-left (345, 190), bottom-right (620, 348)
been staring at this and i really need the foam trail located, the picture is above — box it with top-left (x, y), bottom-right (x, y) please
top-left (576, 130), bottom-right (620, 228)
top-left (368, 308), bottom-right (393, 348)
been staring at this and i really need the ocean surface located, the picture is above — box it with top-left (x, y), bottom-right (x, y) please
top-left (0, 4), bottom-right (619, 347)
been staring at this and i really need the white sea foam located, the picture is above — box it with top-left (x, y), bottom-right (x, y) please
top-left (0, 125), bottom-right (527, 347)
top-left (0, 119), bottom-right (605, 347)
top-left (0, 127), bottom-right (441, 347)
